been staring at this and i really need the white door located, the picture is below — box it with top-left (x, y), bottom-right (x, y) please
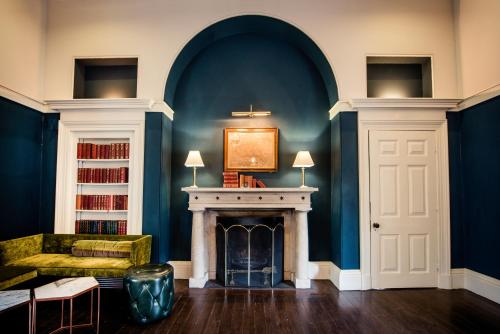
top-left (369, 130), bottom-right (438, 289)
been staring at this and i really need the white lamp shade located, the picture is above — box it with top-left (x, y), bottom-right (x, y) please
top-left (293, 151), bottom-right (314, 168)
top-left (184, 150), bottom-right (204, 167)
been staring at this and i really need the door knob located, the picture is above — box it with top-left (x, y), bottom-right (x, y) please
top-left (372, 222), bottom-right (380, 229)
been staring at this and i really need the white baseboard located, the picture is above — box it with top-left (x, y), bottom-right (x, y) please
top-left (309, 261), bottom-right (332, 279)
top-left (168, 261), bottom-right (192, 279)
top-left (465, 269), bottom-right (500, 304)
top-left (451, 268), bottom-right (465, 289)
top-left (450, 268), bottom-right (499, 304)
top-left (330, 262), bottom-right (362, 290)
top-left (168, 260), bottom-right (335, 281)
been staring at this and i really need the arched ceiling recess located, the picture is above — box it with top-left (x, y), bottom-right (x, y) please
top-left (164, 15), bottom-right (338, 109)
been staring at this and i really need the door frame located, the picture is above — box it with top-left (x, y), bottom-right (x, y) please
top-left (358, 109), bottom-right (452, 290)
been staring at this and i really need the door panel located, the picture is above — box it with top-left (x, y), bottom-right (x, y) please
top-left (370, 130), bottom-right (437, 289)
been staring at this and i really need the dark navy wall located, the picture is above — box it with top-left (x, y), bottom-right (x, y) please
top-left (330, 112), bottom-right (359, 269)
top-left (456, 96), bottom-right (500, 279)
top-left (39, 113), bottom-right (59, 233)
top-left (447, 112), bottom-right (465, 269)
top-left (169, 33), bottom-right (332, 261)
top-left (143, 112), bottom-right (172, 263)
top-left (0, 97), bottom-right (58, 240)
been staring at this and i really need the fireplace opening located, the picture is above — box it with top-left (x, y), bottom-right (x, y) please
top-left (216, 216), bottom-right (284, 287)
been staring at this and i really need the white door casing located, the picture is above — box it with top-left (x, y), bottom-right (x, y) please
top-left (355, 100), bottom-right (458, 290)
top-left (369, 130), bottom-right (438, 289)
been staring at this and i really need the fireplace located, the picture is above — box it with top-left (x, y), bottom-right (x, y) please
top-left (216, 216), bottom-right (284, 287)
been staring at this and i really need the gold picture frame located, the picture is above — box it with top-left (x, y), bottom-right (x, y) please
top-left (224, 128), bottom-right (278, 172)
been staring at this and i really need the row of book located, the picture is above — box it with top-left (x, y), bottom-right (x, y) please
top-left (76, 195), bottom-right (128, 210)
top-left (75, 220), bottom-right (127, 235)
top-left (77, 167), bottom-right (129, 183)
top-left (77, 143), bottom-right (130, 159)
top-left (222, 172), bottom-right (267, 188)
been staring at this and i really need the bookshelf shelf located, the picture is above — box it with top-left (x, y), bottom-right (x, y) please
top-left (77, 159), bottom-right (129, 162)
top-left (76, 210), bottom-right (128, 213)
top-left (77, 183), bottom-right (129, 186)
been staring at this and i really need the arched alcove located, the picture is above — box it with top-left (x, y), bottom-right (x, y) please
top-left (164, 15), bottom-right (338, 262)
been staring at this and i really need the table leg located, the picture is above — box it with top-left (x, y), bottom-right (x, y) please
top-left (96, 287), bottom-right (100, 334)
top-left (60, 300), bottom-right (64, 328)
top-left (90, 289), bottom-right (94, 325)
top-left (28, 301), bottom-right (32, 334)
top-left (32, 300), bottom-right (36, 334)
top-left (69, 298), bottom-right (73, 334)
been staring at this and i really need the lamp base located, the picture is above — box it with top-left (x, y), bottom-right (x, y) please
top-left (299, 185), bottom-right (308, 188)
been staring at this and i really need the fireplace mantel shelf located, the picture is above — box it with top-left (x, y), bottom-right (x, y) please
top-left (181, 187), bottom-right (318, 193)
top-left (182, 186), bottom-right (317, 289)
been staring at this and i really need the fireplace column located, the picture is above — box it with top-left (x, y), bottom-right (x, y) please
top-left (294, 209), bottom-right (311, 288)
top-left (189, 209), bottom-right (208, 288)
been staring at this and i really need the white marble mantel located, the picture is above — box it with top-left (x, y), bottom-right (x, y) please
top-left (182, 187), bottom-right (318, 289)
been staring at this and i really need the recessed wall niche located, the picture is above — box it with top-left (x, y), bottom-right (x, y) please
top-left (73, 58), bottom-right (138, 99)
top-left (367, 56), bottom-right (432, 98)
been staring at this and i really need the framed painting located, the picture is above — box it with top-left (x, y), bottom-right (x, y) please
top-left (224, 128), bottom-right (278, 172)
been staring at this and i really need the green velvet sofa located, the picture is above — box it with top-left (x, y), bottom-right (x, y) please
top-left (0, 234), bottom-right (151, 279)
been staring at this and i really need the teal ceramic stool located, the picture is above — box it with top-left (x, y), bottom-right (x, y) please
top-left (124, 263), bottom-right (174, 324)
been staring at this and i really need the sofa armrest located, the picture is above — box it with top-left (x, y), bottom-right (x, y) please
top-left (130, 235), bottom-right (152, 265)
top-left (0, 234), bottom-right (44, 265)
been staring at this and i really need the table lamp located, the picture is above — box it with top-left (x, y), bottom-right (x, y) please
top-left (293, 151), bottom-right (314, 188)
top-left (185, 150), bottom-right (204, 187)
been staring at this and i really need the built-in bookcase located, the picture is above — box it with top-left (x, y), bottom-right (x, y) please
top-left (75, 139), bottom-right (130, 235)
top-left (53, 104), bottom-right (146, 236)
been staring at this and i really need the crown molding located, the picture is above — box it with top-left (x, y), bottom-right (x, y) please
top-left (349, 98), bottom-right (461, 111)
top-left (46, 98), bottom-right (174, 119)
top-left (450, 86), bottom-right (500, 112)
top-left (0, 84), bottom-right (48, 112)
top-left (329, 101), bottom-right (355, 120)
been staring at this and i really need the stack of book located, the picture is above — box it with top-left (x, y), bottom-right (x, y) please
top-left (77, 167), bottom-right (128, 183)
top-left (77, 143), bottom-right (130, 159)
top-left (75, 220), bottom-right (127, 235)
top-left (223, 172), bottom-right (239, 188)
top-left (76, 194), bottom-right (128, 210)
top-left (238, 174), bottom-right (266, 188)
top-left (222, 172), bottom-right (267, 188)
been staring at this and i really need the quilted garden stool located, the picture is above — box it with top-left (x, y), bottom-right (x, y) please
top-left (124, 263), bottom-right (174, 324)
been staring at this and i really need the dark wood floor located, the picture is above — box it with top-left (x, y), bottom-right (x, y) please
top-left (2, 279), bottom-right (500, 333)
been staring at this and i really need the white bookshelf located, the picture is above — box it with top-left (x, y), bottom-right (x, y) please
top-left (52, 101), bottom-right (146, 235)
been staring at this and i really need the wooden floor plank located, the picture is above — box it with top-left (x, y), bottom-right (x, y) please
top-left (3, 280), bottom-right (500, 334)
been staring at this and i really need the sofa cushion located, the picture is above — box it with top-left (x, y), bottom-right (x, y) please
top-left (72, 240), bottom-right (132, 258)
top-left (8, 254), bottom-right (133, 278)
top-left (0, 234), bottom-right (43, 265)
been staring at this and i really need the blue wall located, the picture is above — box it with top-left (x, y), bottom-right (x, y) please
top-left (447, 112), bottom-right (465, 269)
top-left (143, 112), bottom-right (172, 263)
top-left (0, 97), bottom-right (59, 240)
top-left (449, 96), bottom-right (500, 279)
top-left (168, 33), bottom-right (332, 261)
top-left (331, 112), bottom-right (359, 269)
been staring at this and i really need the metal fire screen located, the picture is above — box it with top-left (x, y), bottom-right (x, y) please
top-left (216, 216), bottom-right (284, 287)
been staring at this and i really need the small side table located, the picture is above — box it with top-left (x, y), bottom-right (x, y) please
top-left (0, 289), bottom-right (32, 333)
top-left (33, 277), bottom-right (100, 334)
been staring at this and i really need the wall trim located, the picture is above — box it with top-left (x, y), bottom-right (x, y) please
top-left (0, 84), bottom-right (47, 112)
top-left (450, 85), bottom-right (500, 112)
top-left (464, 269), bottom-right (500, 304)
top-left (357, 99), bottom-right (456, 290)
top-left (330, 262), bottom-right (362, 290)
top-left (167, 260), bottom-right (334, 281)
top-left (451, 268), bottom-right (500, 304)
top-left (46, 98), bottom-right (174, 119)
top-left (329, 100), bottom-right (355, 120)
top-left (451, 268), bottom-right (465, 289)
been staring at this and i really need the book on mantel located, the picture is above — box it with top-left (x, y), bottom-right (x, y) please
top-left (222, 172), bottom-right (266, 188)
